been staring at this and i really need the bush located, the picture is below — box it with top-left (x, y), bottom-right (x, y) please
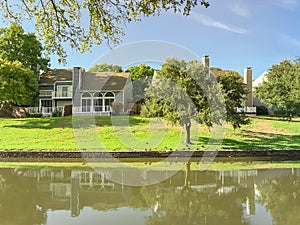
top-left (51, 110), bottom-right (62, 117)
top-left (256, 105), bottom-right (269, 115)
top-left (111, 101), bottom-right (123, 115)
top-left (24, 112), bottom-right (43, 118)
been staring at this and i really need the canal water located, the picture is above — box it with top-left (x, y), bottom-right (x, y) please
top-left (0, 164), bottom-right (298, 225)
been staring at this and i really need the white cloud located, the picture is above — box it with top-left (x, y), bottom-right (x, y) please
top-left (281, 34), bottom-right (300, 48)
top-left (275, 0), bottom-right (298, 10)
top-left (229, 4), bottom-right (250, 17)
top-left (190, 13), bottom-right (248, 34)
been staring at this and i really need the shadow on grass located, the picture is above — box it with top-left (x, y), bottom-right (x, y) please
top-left (221, 130), bottom-right (300, 150)
top-left (4, 115), bottom-right (149, 130)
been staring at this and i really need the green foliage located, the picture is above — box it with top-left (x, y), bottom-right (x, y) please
top-left (0, 23), bottom-right (49, 75)
top-left (24, 112), bottom-right (43, 118)
top-left (88, 63), bottom-right (123, 72)
top-left (217, 70), bottom-right (250, 128)
top-left (126, 64), bottom-right (154, 103)
top-left (0, 0), bottom-right (209, 62)
top-left (142, 58), bottom-right (248, 143)
top-left (256, 105), bottom-right (269, 115)
top-left (126, 64), bottom-right (154, 81)
top-left (0, 59), bottom-right (38, 106)
top-left (255, 58), bottom-right (300, 120)
top-left (51, 110), bottom-right (62, 117)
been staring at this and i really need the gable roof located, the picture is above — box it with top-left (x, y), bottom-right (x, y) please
top-left (81, 72), bottom-right (130, 91)
top-left (39, 69), bottom-right (72, 85)
top-left (253, 71), bottom-right (268, 88)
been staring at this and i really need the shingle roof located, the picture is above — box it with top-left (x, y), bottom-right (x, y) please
top-left (210, 67), bottom-right (242, 78)
top-left (39, 69), bottom-right (72, 85)
top-left (81, 72), bottom-right (130, 91)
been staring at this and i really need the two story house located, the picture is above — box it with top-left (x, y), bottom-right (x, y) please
top-left (30, 68), bottom-right (132, 116)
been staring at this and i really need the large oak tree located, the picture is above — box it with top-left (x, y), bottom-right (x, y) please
top-left (0, 23), bottom-right (49, 75)
top-left (0, 23), bottom-right (48, 108)
top-left (142, 58), bottom-right (248, 144)
top-left (0, 59), bottom-right (38, 107)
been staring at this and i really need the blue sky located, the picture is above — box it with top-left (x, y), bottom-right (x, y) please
top-left (2, 0), bottom-right (300, 79)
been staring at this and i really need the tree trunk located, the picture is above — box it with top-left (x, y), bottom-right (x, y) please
top-left (184, 162), bottom-right (191, 189)
top-left (184, 121), bottom-right (192, 145)
top-left (182, 162), bottom-right (191, 193)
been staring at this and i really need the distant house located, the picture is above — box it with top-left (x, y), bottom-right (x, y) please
top-left (29, 67), bottom-right (132, 116)
top-left (203, 56), bottom-right (256, 114)
top-left (151, 55), bottom-right (256, 115)
top-left (252, 71), bottom-right (275, 114)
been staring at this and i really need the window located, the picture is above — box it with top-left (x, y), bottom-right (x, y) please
top-left (93, 92), bottom-right (103, 111)
top-left (57, 85), bottom-right (72, 97)
top-left (62, 86), bottom-right (69, 97)
top-left (81, 92), bottom-right (91, 112)
top-left (104, 92), bottom-right (115, 112)
top-left (41, 99), bottom-right (52, 107)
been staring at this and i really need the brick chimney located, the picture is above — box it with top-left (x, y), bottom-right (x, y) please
top-left (72, 67), bottom-right (83, 107)
top-left (202, 55), bottom-right (210, 68)
top-left (244, 67), bottom-right (253, 107)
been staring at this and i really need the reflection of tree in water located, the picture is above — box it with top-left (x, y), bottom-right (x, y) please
top-left (257, 169), bottom-right (300, 225)
top-left (129, 163), bottom-right (251, 225)
top-left (0, 169), bottom-right (47, 225)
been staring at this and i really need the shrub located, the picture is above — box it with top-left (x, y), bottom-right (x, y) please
top-left (51, 110), bottom-right (62, 117)
top-left (256, 105), bottom-right (269, 115)
top-left (111, 101), bottom-right (123, 115)
top-left (24, 112), bottom-right (43, 118)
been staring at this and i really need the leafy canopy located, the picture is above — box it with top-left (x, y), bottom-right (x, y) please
top-left (255, 58), bottom-right (300, 120)
top-left (142, 58), bottom-right (248, 144)
top-left (126, 64), bottom-right (154, 81)
top-left (88, 63), bottom-right (123, 72)
top-left (0, 0), bottom-right (209, 62)
top-left (0, 59), bottom-right (38, 106)
top-left (126, 64), bottom-right (154, 103)
top-left (0, 23), bottom-right (49, 75)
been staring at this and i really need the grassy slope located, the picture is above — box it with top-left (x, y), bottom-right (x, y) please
top-left (0, 116), bottom-right (299, 150)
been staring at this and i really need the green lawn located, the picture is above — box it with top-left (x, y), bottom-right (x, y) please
top-left (0, 115), bottom-right (299, 151)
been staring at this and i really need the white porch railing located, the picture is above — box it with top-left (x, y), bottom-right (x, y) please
top-left (72, 106), bottom-right (111, 116)
top-left (27, 107), bottom-right (64, 115)
top-left (52, 91), bottom-right (72, 98)
top-left (235, 106), bottom-right (256, 114)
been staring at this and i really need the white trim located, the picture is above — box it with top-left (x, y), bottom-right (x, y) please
top-left (53, 81), bottom-right (72, 85)
top-left (123, 90), bottom-right (125, 112)
top-left (39, 90), bottom-right (53, 96)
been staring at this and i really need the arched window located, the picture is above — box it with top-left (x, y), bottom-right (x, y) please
top-left (105, 92), bottom-right (114, 97)
top-left (104, 92), bottom-right (115, 112)
top-left (93, 92), bottom-right (103, 112)
top-left (81, 92), bottom-right (91, 112)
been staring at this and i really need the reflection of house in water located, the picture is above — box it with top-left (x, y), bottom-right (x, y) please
top-left (21, 167), bottom-right (286, 220)
top-left (22, 169), bottom-right (127, 217)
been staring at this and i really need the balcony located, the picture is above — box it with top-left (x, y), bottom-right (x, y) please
top-left (52, 91), bottom-right (72, 99)
top-left (235, 106), bottom-right (256, 114)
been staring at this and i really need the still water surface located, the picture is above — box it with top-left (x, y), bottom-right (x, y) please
top-left (0, 164), bottom-right (299, 225)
